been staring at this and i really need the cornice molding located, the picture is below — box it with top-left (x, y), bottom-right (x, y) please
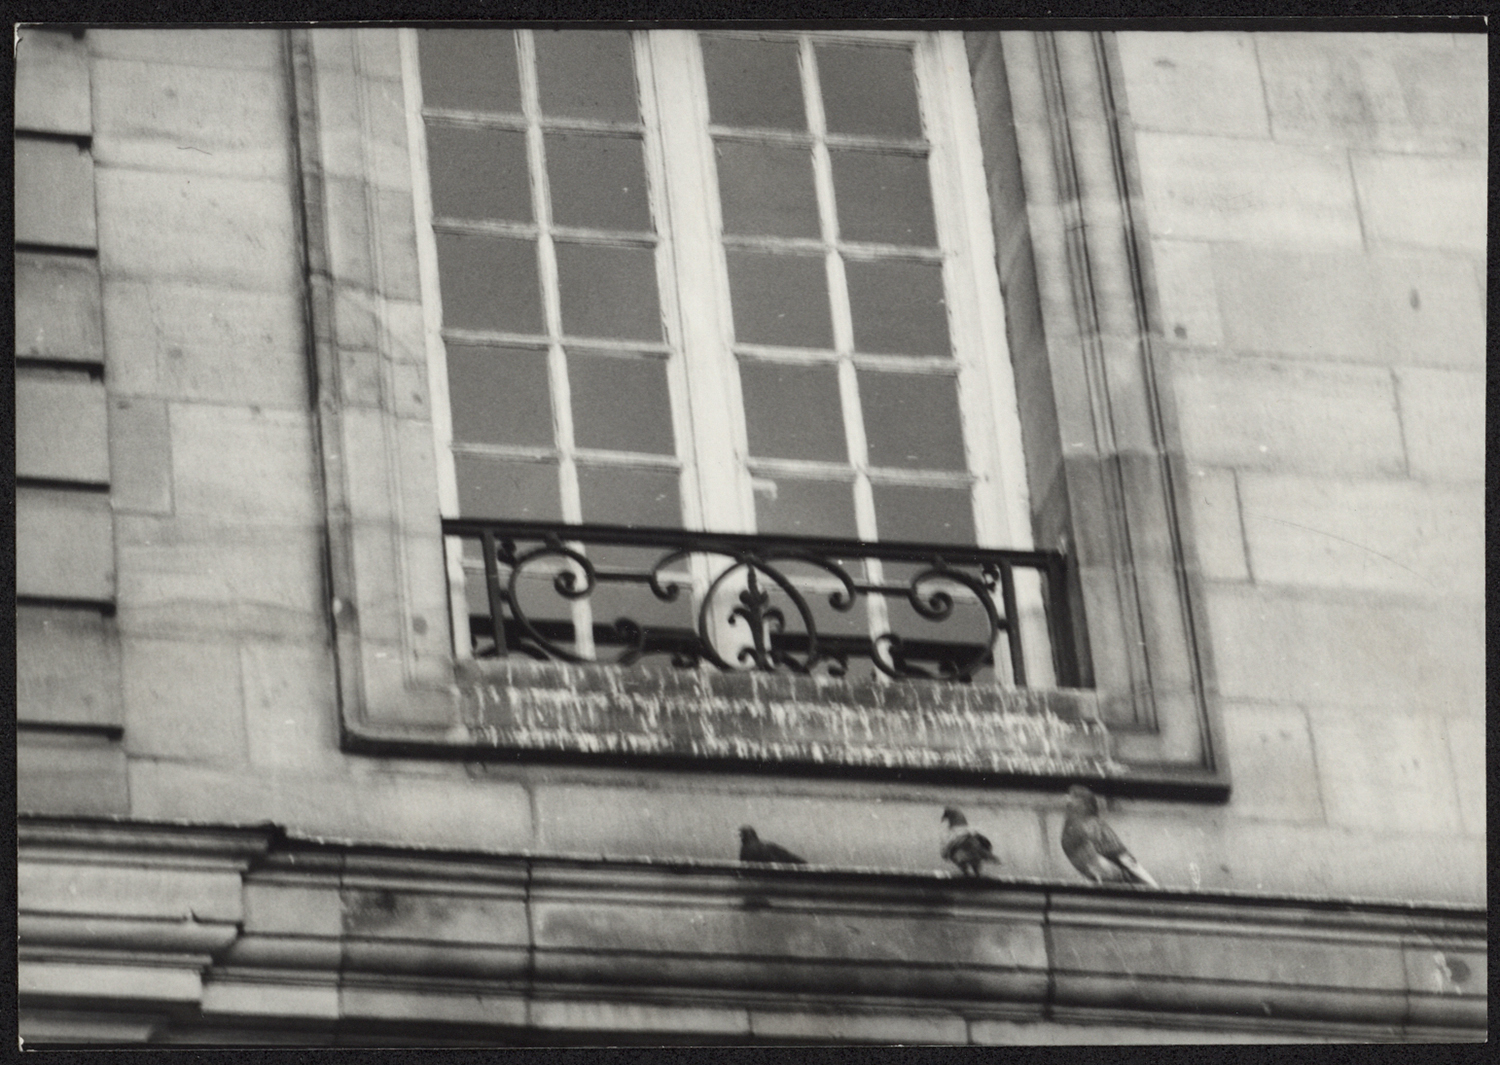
top-left (18, 815), bottom-right (1486, 1044)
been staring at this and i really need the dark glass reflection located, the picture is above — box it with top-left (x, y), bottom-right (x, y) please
top-left (739, 361), bottom-right (846, 462)
top-left (569, 352), bottom-right (675, 455)
top-left (435, 233), bottom-right (542, 334)
top-left (871, 483), bottom-right (974, 544)
top-left (546, 133), bottom-right (652, 232)
top-left (816, 43), bottom-right (922, 138)
top-left (419, 30), bottom-right (521, 114)
top-left (577, 465), bottom-right (682, 527)
top-left (701, 37), bottom-right (805, 130)
top-left (453, 454), bottom-right (561, 520)
top-left (534, 31), bottom-right (639, 123)
top-left (845, 259), bottom-right (949, 356)
top-left (753, 477), bottom-right (857, 539)
top-left (716, 140), bottom-right (819, 239)
top-left (725, 251), bottom-right (831, 348)
top-left (831, 149), bottom-right (935, 247)
top-left (447, 344), bottom-right (553, 447)
top-left (555, 243), bottom-right (662, 340)
top-left (858, 370), bottom-right (966, 470)
top-left (426, 126), bottom-right (531, 223)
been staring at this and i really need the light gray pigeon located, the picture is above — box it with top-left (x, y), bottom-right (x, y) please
top-left (739, 826), bottom-right (806, 865)
top-left (1060, 785), bottom-right (1159, 888)
top-left (941, 807), bottom-right (1000, 877)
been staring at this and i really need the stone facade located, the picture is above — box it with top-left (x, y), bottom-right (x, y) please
top-left (15, 26), bottom-right (1486, 1044)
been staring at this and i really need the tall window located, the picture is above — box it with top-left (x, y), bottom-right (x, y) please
top-left (408, 28), bottom-right (1043, 679)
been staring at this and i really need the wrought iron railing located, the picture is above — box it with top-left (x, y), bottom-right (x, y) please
top-left (442, 519), bottom-right (1078, 687)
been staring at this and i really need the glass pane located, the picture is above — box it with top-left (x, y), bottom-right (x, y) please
top-left (845, 259), bottom-right (949, 356)
top-left (534, 30), bottom-right (639, 123)
top-left (739, 361), bottom-right (846, 463)
top-left (447, 344), bottom-right (553, 447)
top-left (453, 454), bottom-right (561, 520)
top-left (701, 37), bottom-right (805, 131)
top-left (577, 465), bottom-right (681, 527)
top-left (726, 251), bottom-right (831, 348)
top-left (831, 149), bottom-right (935, 247)
top-left (715, 140), bottom-right (819, 239)
top-left (419, 30), bottom-right (521, 114)
top-left (569, 352), bottom-right (675, 455)
top-left (555, 243), bottom-right (662, 341)
top-left (425, 126), bottom-right (531, 223)
top-left (872, 484), bottom-right (974, 544)
top-left (435, 233), bottom-right (542, 334)
top-left (753, 477), bottom-right (857, 539)
top-left (546, 133), bottom-right (651, 232)
top-left (816, 43), bottom-right (921, 139)
top-left (858, 370), bottom-right (966, 470)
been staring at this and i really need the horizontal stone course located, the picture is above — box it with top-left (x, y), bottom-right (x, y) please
top-left (121, 636), bottom-right (248, 765)
top-left (88, 28), bottom-right (284, 69)
top-left (1395, 367), bottom-right (1485, 482)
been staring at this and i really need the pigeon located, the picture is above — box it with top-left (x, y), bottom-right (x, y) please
top-left (1060, 785), bottom-right (1159, 888)
top-left (940, 807), bottom-right (1000, 877)
top-left (739, 826), bottom-right (806, 865)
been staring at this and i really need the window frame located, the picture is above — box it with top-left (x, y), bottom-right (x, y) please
top-left (292, 25), bottom-right (1230, 800)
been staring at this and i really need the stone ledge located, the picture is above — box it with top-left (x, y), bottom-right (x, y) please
top-left (17, 816), bottom-right (1487, 1044)
top-left (430, 659), bottom-right (1123, 781)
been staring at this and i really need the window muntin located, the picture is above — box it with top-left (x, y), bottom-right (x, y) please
top-left (412, 29), bottom-right (1047, 681)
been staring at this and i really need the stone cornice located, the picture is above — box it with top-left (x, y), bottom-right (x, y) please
top-left (18, 815), bottom-right (1486, 1044)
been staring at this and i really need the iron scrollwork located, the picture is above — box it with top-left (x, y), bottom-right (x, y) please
top-left (447, 520), bottom-right (1074, 688)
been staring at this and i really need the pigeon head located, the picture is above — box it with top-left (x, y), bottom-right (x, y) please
top-left (1066, 785), bottom-right (1101, 816)
top-left (940, 807), bottom-right (967, 827)
top-left (739, 826), bottom-right (759, 843)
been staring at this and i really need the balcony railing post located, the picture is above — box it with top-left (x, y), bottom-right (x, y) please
top-left (995, 561), bottom-right (1027, 688)
top-left (480, 529), bottom-right (507, 657)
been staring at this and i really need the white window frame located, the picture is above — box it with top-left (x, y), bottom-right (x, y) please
top-left (404, 27), bottom-right (1041, 670)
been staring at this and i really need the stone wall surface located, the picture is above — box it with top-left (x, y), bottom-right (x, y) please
top-left (1116, 27), bottom-right (1486, 899)
top-left (16, 27), bottom-right (1486, 948)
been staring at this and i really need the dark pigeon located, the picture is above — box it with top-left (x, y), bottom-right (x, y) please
top-left (1060, 785), bottom-right (1160, 888)
top-left (739, 826), bottom-right (806, 865)
top-left (941, 807), bottom-right (1000, 877)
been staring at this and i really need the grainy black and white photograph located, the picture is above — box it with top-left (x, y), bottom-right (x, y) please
top-left (15, 17), bottom-right (1486, 1046)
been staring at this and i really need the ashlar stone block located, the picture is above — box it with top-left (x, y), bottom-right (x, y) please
top-left (1351, 152), bottom-right (1486, 254)
top-left (17, 488), bottom-right (115, 603)
top-left (1182, 466), bottom-right (1248, 581)
top-left (1133, 132), bottom-right (1362, 247)
top-left (1308, 708), bottom-right (1462, 835)
top-left (18, 606), bottom-right (123, 728)
top-left (1116, 32), bottom-right (1269, 138)
top-left (1173, 356), bottom-right (1404, 476)
top-left (121, 636), bottom-right (248, 765)
top-left (1395, 367), bottom-right (1485, 483)
top-left (1238, 475), bottom-right (1482, 600)
top-left (16, 374), bottom-right (111, 484)
top-left (95, 168), bottom-right (299, 291)
top-left (169, 404), bottom-right (319, 525)
top-left (16, 28), bottom-right (91, 135)
top-left (91, 57), bottom-right (292, 180)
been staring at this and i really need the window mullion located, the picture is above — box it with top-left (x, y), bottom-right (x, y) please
top-left (650, 30), bottom-right (754, 533)
top-left (519, 30), bottom-right (593, 659)
top-left (517, 31), bottom-right (581, 526)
